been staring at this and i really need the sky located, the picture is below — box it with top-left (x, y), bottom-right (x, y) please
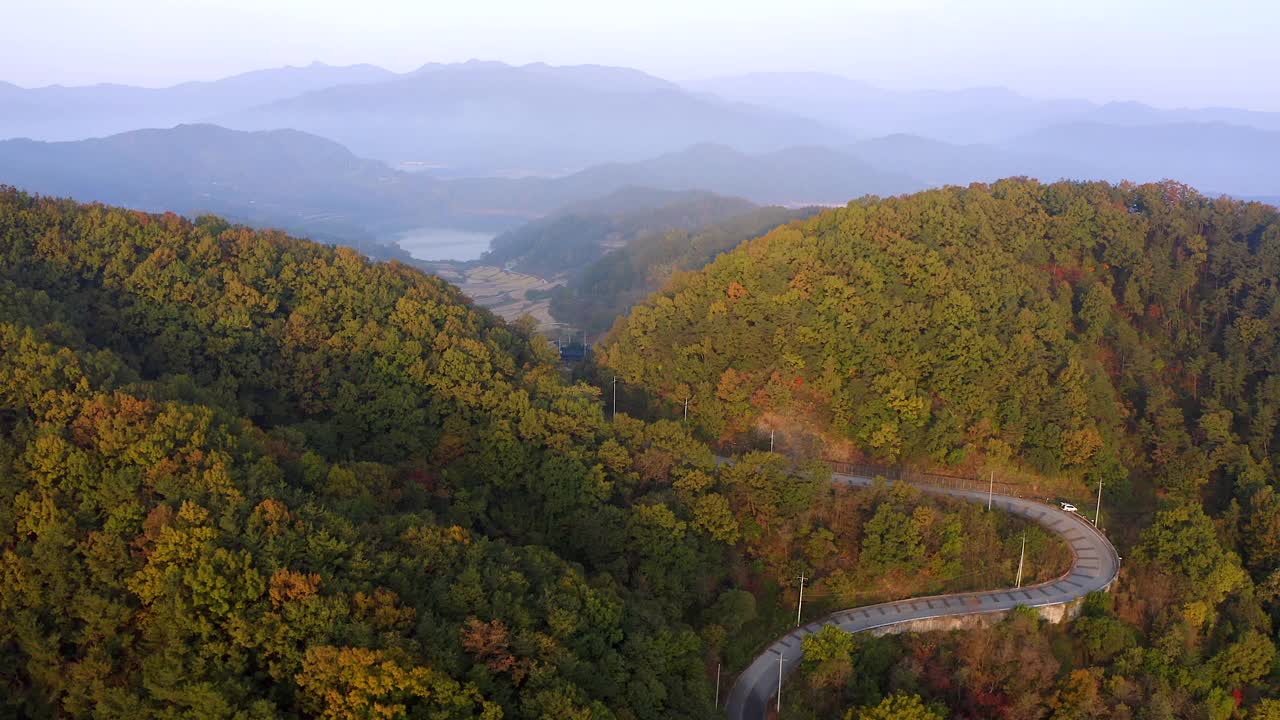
top-left (2, 0), bottom-right (1277, 110)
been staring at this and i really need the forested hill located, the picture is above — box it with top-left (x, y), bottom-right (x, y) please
top-left (548, 204), bottom-right (819, 334)
top-left (599, 179), bottom-right (1280, 716)
top-left (0, 188), bottom-right (1100, 719)
top-left (481, 187), bottom-right (758, 277)
top-left (0, 124), bottom-right (442, 242)
top-left (601, 179), bottom-right (1280, 500)
top-left (5, 187), bottom-right (1280, 718)
top-left (0, 187), bottom-right (747, 718)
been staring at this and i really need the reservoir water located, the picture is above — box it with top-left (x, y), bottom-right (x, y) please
top-left (390, 227), bottom-right (496, 262)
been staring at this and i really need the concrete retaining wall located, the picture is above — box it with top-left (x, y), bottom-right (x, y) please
top-left (867, 592), bottom-right (1094, 638)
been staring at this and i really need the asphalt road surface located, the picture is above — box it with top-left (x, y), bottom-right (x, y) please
top-left (724, 470), bottom-right (1121, 720)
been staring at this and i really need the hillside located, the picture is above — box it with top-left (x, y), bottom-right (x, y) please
top-left (598, 178), bottom-right (1280, 715)
top-left (602, 179), bottom-right (1279, 492)
top-left (548, 204), bottom-right (820, 334)
top-left (0, 188), bottom-right (1084, 718)
top-left (0, 187), bottom-right (726, 718)
top-left (481, 188), bottom-right (759, 277)
top-left (0, 124), bottom-right (446, 242)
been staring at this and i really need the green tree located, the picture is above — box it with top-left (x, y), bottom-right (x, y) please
top-left (847, 692), bottom-right (944, 720)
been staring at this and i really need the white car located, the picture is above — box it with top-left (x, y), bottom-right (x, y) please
top-left (1060, 502), bottom-right (1079, 513)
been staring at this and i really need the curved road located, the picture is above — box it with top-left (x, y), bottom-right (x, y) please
top-left (725, 470), bottom-right (1120, 720)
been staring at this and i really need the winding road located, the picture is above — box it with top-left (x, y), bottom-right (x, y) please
top-left (724, 469), bottom-right (1121, 720)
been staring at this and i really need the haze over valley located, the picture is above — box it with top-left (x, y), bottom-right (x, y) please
top-left (5, 58), bottom-right (1280, 321)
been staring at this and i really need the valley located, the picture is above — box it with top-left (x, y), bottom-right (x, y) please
top-left (425, 262), bottom-right (561, 325)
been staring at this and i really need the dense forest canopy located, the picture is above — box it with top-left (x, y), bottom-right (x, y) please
top-left (0, 188), bottom-right (1069, 719)
top-left (602, 178), bottom-right (1280, 717)
top-left (546, 204), bottom-right (818, 334)
top-left (602, 179), bottom-right (1280, 495)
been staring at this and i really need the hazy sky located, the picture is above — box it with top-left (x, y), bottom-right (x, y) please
top-left (3, 0), bottom-right (1277, 110)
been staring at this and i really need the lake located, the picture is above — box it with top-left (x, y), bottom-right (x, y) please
top-left (389, 227), bottom-right (496, 262)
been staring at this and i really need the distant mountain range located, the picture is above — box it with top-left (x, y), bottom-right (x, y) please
top-left (692, 71), bottom-right (1280, 143)
top-left (690, 72), bottom-right (1096, 144)
top-left (1, 60), bottom-right (847, 176)
top-left (1004, 122), bottom-right (1280, 197)
top-left (844, 134), bottom-right (1101, 188)
top-left (0, 125), bottom-right (924, 239)
top-left (4, 119), bottom-right (1277, 251)
top-left (5, 60), bottom-right (1280, 195)
top-left (0, 124), bottom-right (431, 242)
top-left (217, 61), bottom-right (846, 175)
top-left (0, 62), bottom-right (395, 141)
top-left (533, 143), bottom-right (921, 205)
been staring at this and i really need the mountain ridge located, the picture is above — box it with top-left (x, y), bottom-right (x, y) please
top-left (220, 62), bottom-right (849, 174)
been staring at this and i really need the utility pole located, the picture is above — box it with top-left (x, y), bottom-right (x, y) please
top-left (1015, 532), bottom-right (1026, 589)
top-left (776, 654), bottom-right (784, 714)
top-left (987, 471), bottom-right (994, 511)
top-left (714, 663), bottom-right (721, 708)
top-left (1094, 477), bottom-right (1103, 527)
top-left (795, 572), bottom-right (807, 627)
top-left (611, 376), bottom-right (617, 421)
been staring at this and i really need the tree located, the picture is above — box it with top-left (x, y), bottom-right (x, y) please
top-left (847, 692), bottom-right (945, 720)
top-left (1049, 669), bottom-right (1107, 720)
top-left (1211, 631), bottom-right (1276, 689)
top-left (295, 646), bottom-right (500, 720)
top-left (802, 624), bottom-right (859, 689)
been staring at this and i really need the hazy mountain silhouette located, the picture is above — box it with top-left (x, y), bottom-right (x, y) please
top-left (1082, 101), bottom-right (1280, 132)
top-left (0, 126), bottom-right (920, 243)
top-left (1003, 122), bottom-right (1280, 196)
top-left (846, 134), bottom-right (1104, 187)
top-left (9, 118), bottom-right (1272, 250)
top-left (220, 61), bottom-right (849, 175)
top-left (690, 72), bottom-right (1095, 143)
top-left (410, 60), bottom-right (679, 94)
top-left (0, 123), bottom-right (434, 241)
top-left (9, 59), bottom-right (1280, 198)
top-left (0, 62), bottom-right (396, 141)
top-left (547, 143), bottom-right (921, 205)
top-left (694, 72), bottom-right (1280, 146)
